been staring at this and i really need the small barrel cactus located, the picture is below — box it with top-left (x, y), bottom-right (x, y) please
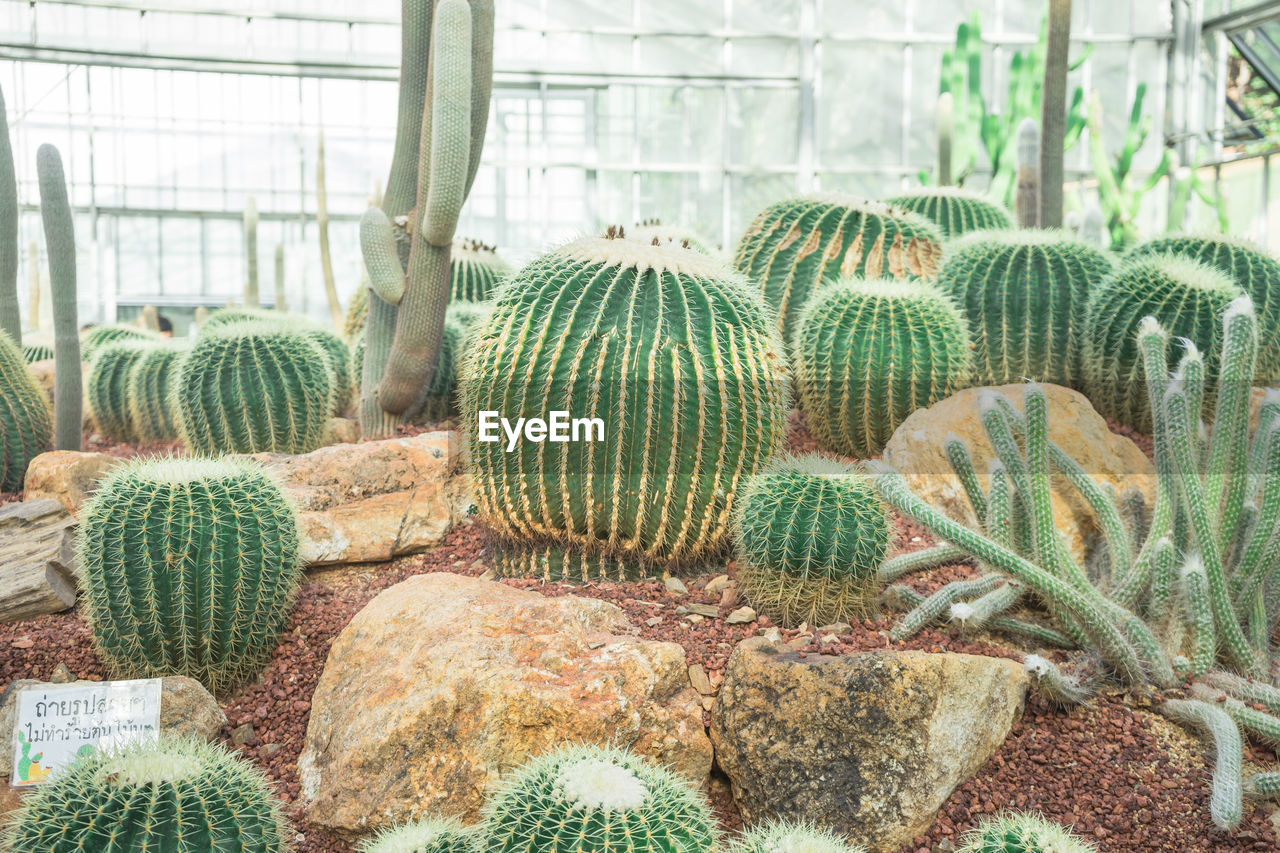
top-left (80, 322), bottom-right (157, 361)
top-left (1084, 254), bottom-right (1244, 431)
top-left (734, 454), bottom-right (890, 627)
top-left (344, 282), bottom-right (370, 339)
top-left (793, 278), bottom-right (973, 457)
top-left (22, 342), bottom-right (52, 363)
top-left (87, 339), bottom-right (157, 441)
top-left (452, 238), bottom-right (513, 302)
top-left (936, 230), bottom-right (1112, 387)
top-left (481, 744), bottom-right (717, 853)
top-left (958, 813), bottom-right (1098, 853)
top-left (127, 341), bottom-right (187, 442)
top-left (462, 235), bottom-right (788, 581)
top-left (882, 187), bottom-right (1013, 238)
top-left (76, 456), bottom-right (301, 690)
top-left (728, 820), bottom-right (866, 853)
top-left (0, 330), bottom-right (52, 491)
top-left (2, 737), bottom-right (290, 852)
top-left (175, 323), bottom-right (334, 455)
top-left (734, 195), bottom-right (944, 339)
top-left (359, 817), bottom-right (476, 853)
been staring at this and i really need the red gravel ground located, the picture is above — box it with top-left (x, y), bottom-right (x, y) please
top-left (2, 418), bottom-right (1278, 852)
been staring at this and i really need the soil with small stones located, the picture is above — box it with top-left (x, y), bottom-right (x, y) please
top-left (2, 417), bottom-right (1278, 852)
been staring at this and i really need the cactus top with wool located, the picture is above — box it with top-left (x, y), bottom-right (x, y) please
top-left (452, 238), bottom-right (514, 302)
top-left (628, 221), bottom-right (718, 256)
top-left (733, 194), bottom-right (944, 338)
top-left (358, 817), bottom-right (476, 853)
top-left (957, 812), bottom-right (1098, 853)
top-left (727, 819), bottom-right (866, 853)
top-left (882, 187), bottom-right (1014, 238)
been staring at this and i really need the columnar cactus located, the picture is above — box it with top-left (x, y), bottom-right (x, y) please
top-left (0, 331), bottom-right (52, 491)
top-left (1084, 254), bottom-right (1244, 431)
top-left (81, 323), bottom-right (158, 362)
top-left (76, 456), bottom-right (302, 690)
top-left (1039, 0), bottom-right (1071, 227)
top-left (87, 339), bottom-right (156, 441)
top-left (462, 236), bottom-right (787, 581)
top-left (175, 323), bottom-right (334, 455)
top-left (733, 454), bottom-right (890, 627)
top-left (1015, 118), bottom-right (1040, 228)
top-left (936, 230), bottom-right (1112, 386)
top-left (36, 144), bottom-right (81, 451)
top-left (451, 239), bottom-right (512, 301)
top-left (480, 745), bottom-right (717, 853)
top-left (0, 82), bottom-right (19, 345)
top-left (958, 813), bottom-right (1098, 853)
top-left (127, 341), bottom-right (187, 442)
top-left (244, 196), bottom-right (260, 308)
top-left (882, 188), bottom-right (1013, 238)
top-left (3, 738), bottom-right (290, 852)
top-left (728, 820), bottom-right (865, 853)
top-left (733, 195), bottom-right (944, 339)
top-left (793, 279), bottom-right (972, 457)
top-left (360, 818), bottom-right (475, 853)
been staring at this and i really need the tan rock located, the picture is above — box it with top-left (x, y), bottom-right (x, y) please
top-left (23, 450), bottom-right (122, 516)
top-left (882, 383), bottom-right (1154, 562)
top-left (712, 638), bottom-right (1027, 853)
top-left (326, 417), bottom-right (360, 445)
top-left (298, 573), bottom-right (711, 836)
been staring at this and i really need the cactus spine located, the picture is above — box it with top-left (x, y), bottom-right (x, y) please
top-left (882, 188), bottom-right (1013, 238)
top-left (87, 340), bottom-right (155, 441)
top-left (359, 818), bottom-right (476, 853)
top-left (480, 744), bottom-right (717, 853)
top-left (1015, 118), bottom-right (1040, 228)
top-left (244, 196), bottom-right (259, 307)
top-left (462, 236), bottom-right (787, 581)
top-left (0, 82), bottom-right (19, 345)
top-left (0, 331), bottom-right (52, 491)
top-left (35, 144), bottom-right (82, 451)
top-left (81, 323), bottom-right (159, 361)
top-left (734, 196), bottom-right (944, 341)
top-left (936, 230), bottom-right (1112, 387)
top-left (1039, 0), bottom-right (1071, 228)
top-left (127, 342), bottom-right (186, 442)
top-left (958, 812), bottom-right (1098, 853)
top-left (733, 454), bottom-right (890, 627)
top-left (3, 737), bottom-right (291, 852)
top-left (793, 278), bottom-right (972, 457)
top-left (76, 457), bottom-right (302, 690)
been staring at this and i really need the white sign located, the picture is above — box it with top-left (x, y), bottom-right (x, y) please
top-left (11, 679), bottom-right (162, 787)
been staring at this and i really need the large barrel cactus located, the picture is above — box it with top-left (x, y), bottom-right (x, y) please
top-left (462, 236), bottom-right (788, 581)
top-left (0, 330), bottom-right (52, 491)
top-left (958, 813), bottom-right (1098, 853)
top-left (936, 230), bottom-right (1113, 387)
top-left (175, 323), bottom-right (334, 455)
top-left (794, 278), bottom-right (973, 457)
top-left (87, 339), bottom-right (156, 441)
top-left (734, 195), bottom-right (944, 339)
top-left (3, 737), bottom-right (290, 852)
top-left (883, 187), bottom-right (1013, 238)
top-left (734, 454), bottom-right (890, 627)
top-left (80, 323), bottom-right (157, 361)
top-left (76, 456), bottom-right (302, 690)
top-left (1084, 254), bottom-right (1244, 432)
top-left (127, 341), bottom-right (187, 442)
top-left (1127, 233), bottom-right (1280, 381)
top-left (480, 744), bottom-right (718, 853)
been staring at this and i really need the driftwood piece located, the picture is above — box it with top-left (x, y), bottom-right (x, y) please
top-left (0, 498), bottom-right (77, 622)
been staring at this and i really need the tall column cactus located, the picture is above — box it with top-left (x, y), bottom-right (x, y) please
top-left (1016, 118), bottom-right (1041, 228)
top-left (361, 0), bottom-right (495, 437)
top-left (244, 196), bottom-right (260, 308)
top-left (0, 82), bottom-right (19, 345)
top-left (35, 145), bottom-right (81, 452)
top-left (936, 91), bottom-right (954, 186)
top-left (274, 242), bottom-right (287, 312)
top-left (315, 128), bottom-right (343, 329)
top-left (1040, 0), bottom-right (1071, 228)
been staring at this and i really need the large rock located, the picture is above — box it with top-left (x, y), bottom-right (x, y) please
top-left (24, 450), bottom-right (122, 516)
top-left (0, 499), bottom-right (78, 622)
top-left (711, 638), bottom-right (1027, 853)
top-left (298, 573), bottom-right (711, 836)
top-left (882, 383), bottom-right (1154, 562)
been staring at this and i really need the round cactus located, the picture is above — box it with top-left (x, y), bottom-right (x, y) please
top-left (0, 330), bottom-right (52, 491)
top-left (87, 339), bottom-right (157, 442)
top-left (882, 188), bottom-right (1013, 238)
top-left (793, 278), bottom-right (973, 457)
top-left (126, 341), bottom-right (187, 443)
top-left (462, 236), bottom-right (788, 581)
top-left (480, 744), bottom-right (717, 853)
top-left (1127, 233), bottom-right (1280, 381)
top-left (957, 813), bottom-right (1098, 853)
top-left (728, 820), bottom-right (866, 853)
top-left (452, 238), bottom-right (513, 302)
top-left (734, 454), bottom-right (889, 627)
top-left (80, 323), bottom-right (158, 361)
top-left (76, 456), bottom-right (301, 690)
top-left (734, 195), bottom-right (944, 339)
top-left (359, 818), bottom-right (476, 853)
top-left (446, 301), bottom-right (492, 332)
top-left (22, 343), bottom-right (52, 363)
top-left (1084, 254), bottom-right (1244, 432)
top-left (936, 230), bottom-right (1113, 387)
top-left (3, 737), bottom-right (290, 853)
top-left (175, 323), bottom-right (334, 455)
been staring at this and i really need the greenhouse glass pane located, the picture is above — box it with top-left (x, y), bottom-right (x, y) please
top-left (637, 87), bottom-right (723, 165)
top-left (729, 173), bottom-right (796, 242)
top-left (735, 0), bottom-right (798, 34)
top-left (637, 37), bottom-right (725, 77)
top-left (728, 38), bottom-right (799, 78)
top-left (729, 87), bottom-right (799, 166)
top-left (636, 171), bottom-right (723, 240)
top-left (820, 43), bottom-right (902, 170)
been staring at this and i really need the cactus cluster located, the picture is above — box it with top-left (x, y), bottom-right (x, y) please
top-left (76, 456), bottom-right (301, 690)
top-left (80, 323), bottom-right (157, 362)
top-left (958, 813), bottom-right (1097, 853)
top-left (733, 454), bottom-right (890, 627)
top-left (2, 738), bottom-right (290, 852)
top-left (937, 230), bottom-right (1112, 387)
top-left (86, 339), bottom-right (157, 441)
top-left (175, 322), bottom-right (334, 455)
top-left (462, 236), bottom-right (787, 581)
top-left (0, 330), bottom-right (52, 491)
top-left (793, 278), bottom-right (972, 457)
top-left (882, 188), bottom-right (1013, 238)
top-left (128, 341), bottom-right (187, 442)
top-left (734, 195), bottom-right (944, 339)
top-left (481, 744), bottom-right (717, 853)
top-left (1083, 254), bottom-right (1243, 432)
top-left (360, 818), bottom-right (476, 853)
